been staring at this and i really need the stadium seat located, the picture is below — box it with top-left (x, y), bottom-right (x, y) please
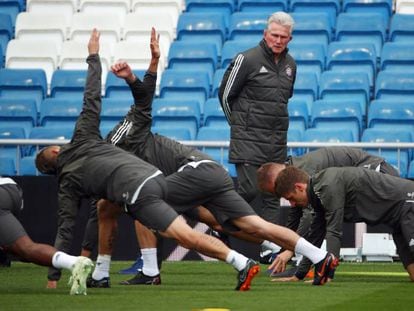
top-left (104, 69), bottom-right (146, 99)
top-left (0, 46), bottom-right (3, 68)
top-left (0, 126), bottom-right (25, 159)
top-left (238, 0), bottom-right (287, 13)
top-left (342, 0), bottom-right (392, 25)
top-left (361, 128), bottom-right (412, 177)
top-left (159, 69), bottom-right (210, 113)
top-left (288, 98), bottom-right (308, 133)
top-left (14, 12), bottom-right (69, 52)
top-left (292, 71), bottom-right (318, 114)
top-left (0, 155), bottom-right (16, 175)
top-left (167, 41), bottom-right (218, 84)
top-left (69, 12), bottom-right (122, 52)
top-left (375, 71), bottom-right (414, 101)
top-left (131, 0), bottom-right (182, 26)
top-left (5, 39), bottom-right (58, 85)
top-left (220, 40), bottom-right (257, 69)
top-left (203, 98), bottom-right (228, 128)
top-left (151, 126), bottom-right (192, 141)
top-left (368, 99), bottom-right (414, 132)
top-left (289, 0), bottom-right (340, 31)
top-left (0, 0), bottom-right (23, 25)
top-left (290, 12), bottom-right (332, 47)
top-left (303, 127), bottom-right (355, 152)
top-left (408, 159), bottom-right (414, 179)
top-left (0, 68), bottom-right (46, 112)
top-left (152, 98), bottom-right (201, 140)
top-left (196, 126), bottom-right (235, 177)
top-left (0, 13), bottom-right (12, 56)
top-left (335, 12), bottom-right (387, 56)
top-left (319, 71), bottom-right (370, 118)
top-left (185, 0), bottom-right (233, 27)
top-left (326, 42), bottom-right (377, 89)
top-left (389, 13), bottom-right (414, 43)
top-left (212, 68), bottom-right (226, 97)
top-left (229, 12), bottom-right (268, 41)
top-left (27, 126), bottom-right (73, 156)
top-left (288, 42), bottom-right (326, 80)
top-left (19, 155), bottom-right (38, 175)
top-left (311, 99), bottom-right (362, 141)
top-left (26, 0), bottom-right (76, 23)
top-left (50, 70), bottom-right (87, 99)
top-left (396, 0), bottom-right (414, 13)
top-left (39, 98), bottom-right (82, 130)
top-left (176, 12), bottom-right (227, 57)
top-left (100, 97), bottom-right (131, 133)
top-left (59, 40), bottom-right (112, 83)
top-left (0, 98), bottom-right (37, 137)
top-left (79, 0), bottom-right (130, 23)
top-left (123, 12), bottom-right (175, 59)
top-left (287, 128), bottom-right (304, 156)
top-left (380, 42), bottom-right (414, 72)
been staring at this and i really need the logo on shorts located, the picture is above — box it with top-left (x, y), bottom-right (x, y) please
top-left (407, 192), bottom-right (414, 199)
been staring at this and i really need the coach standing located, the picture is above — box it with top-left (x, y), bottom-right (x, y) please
top-left (219, 11), bottom-right (296, 229)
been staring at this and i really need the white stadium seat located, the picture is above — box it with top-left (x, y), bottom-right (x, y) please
top-left (396, 0), bottom-right (414, 13)
top-left (131, 0), bottom-right (183, 26)
top-left (26, 0), bottom-right (77, 23)
top-left (79, 0), bottom-right (130, 24)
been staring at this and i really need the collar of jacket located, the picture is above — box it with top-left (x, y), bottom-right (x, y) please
top-left (260, 39), bottom-right (289, 61)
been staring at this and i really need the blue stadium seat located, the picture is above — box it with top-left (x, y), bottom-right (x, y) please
top-left (0, 126), bottom-right (25, 159)
top-left (0, 155), bottom-right (16, 175)
top-left (0, 98), bottom-right (37, 136)
top-left (362, 128), bottom-right (412, 177)
top-left (196, 126), bottom-right (235, 177)
top-left (19, 155), bottom-right (38, 176)
top-left (39, 98), bottom-right (82, 130)
top-left (186, 0), bottom-right (234, 19)
top-left (203, 98), bottom-right (229, 128)
top-left (50, 70), bottom-right (87, 99)
top-left (159, 69), bottom-right (210, 113)
top-left (335, 12), bottom-right (387, 56)
top-left (303, 127), bottom-right (355, 152)
top-left (289, 0), bottom-right (340, 31)
top-left (288, 98), bottom-right (309, 133)
top-left (292, 71), bottom-right (319, 114)
top-left (0, 68), bottom-right (47, 111)
top-left (290, 12), bottom-right (332, 48)
top-left (0, 12), bottom-right (12, 56)
top-left (0, 0), bottom-right (24, 25)
top-left (151, 126), bottom-right (192, 141)
top-left (0, 45), bottom-right (3, 68)
top-left (342, 0), bottom-right (392, 26)
top-left (99, 98), bottom-right (132, 136)
top-left (220, 40), bottom-right (256, 69)
top-left (407, 159), bottom-right (414, 179)
top-left (368, 99), bottom-right (414, 132)
top-left (311, 99), bottom-right (362, 141)
top-left (238, 0), bottom-right (288, 13)
top-left (212, 68), bottom-right (226, 97)
top-left (326, 42), bottom-right (377, 89)
top-left (319, 71), bottom-right (370, 118)
top-left (229, 12), bottom-right (268, 41)
top-left (176, 12), bottom-right (227, 56)
top-left (375, 71), bottom-right (414, 101)
top-left (152, 98), bottom-right (201, 140)
top-left (380, 42), bottom-right (414, 72)
top-left (287, 128), bottom-right (304, 156)
top-left (288, 42), bottom-right (326, 80)
top-left (389, 14), bottom-right (414, 43)
top-left (167, 41), bottom-right (218, 84)
top-left (27, 126), bottom-right (73, 156)
top-left (105, 70), bottom-right (146, 99)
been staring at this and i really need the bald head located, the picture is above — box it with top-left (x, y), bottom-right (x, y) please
top-left (257, 162), bottom-right (287, 194)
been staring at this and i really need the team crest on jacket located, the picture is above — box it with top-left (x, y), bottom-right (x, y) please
top-left (285, 66), bottom-right (292, 77)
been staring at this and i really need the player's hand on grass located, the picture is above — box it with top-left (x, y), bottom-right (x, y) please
top-left (271, 275), bottom-right (300, 282)
top-left (46, 280), bottom-right (57, 289)
top-left (267, 250), bottom-right (294, 274)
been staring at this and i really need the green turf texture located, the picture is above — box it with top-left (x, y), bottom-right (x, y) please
top-left (0, 261), bottom-right (412, 310)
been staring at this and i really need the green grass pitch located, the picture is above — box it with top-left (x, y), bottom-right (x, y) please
top-left (0, 261), bottom-right (412, 310)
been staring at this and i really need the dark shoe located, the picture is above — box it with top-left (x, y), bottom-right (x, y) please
top-left (0, 248), bottom-right (11, 267)
top-left (120, 271), bottom-right (161, 285)
top-left (259, 250), bottom-right (278, 264)
top-left (313, 253), bottom-right (339, 286)
top-left (270, 266), bottom-right (298, 278)
top-left (118, 257), bottom-right (143, 275)
top-left (235, 259), bottom-right (260, 291)
top-left (86, 276), bottom-right (111, 288)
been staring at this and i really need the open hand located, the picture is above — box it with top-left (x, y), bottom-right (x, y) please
top-left (88, 28), bottom-right (100, 55)
top-left (150, 27), bottom-right (160, 59)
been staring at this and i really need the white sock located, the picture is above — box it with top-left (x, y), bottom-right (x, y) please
top-left (294, 238), bottom-right (327, 264)
top-left (92, 254), bottom-right (111, 280)
top-left (261, 240), bottom-right (281, 253)
top-left (225, 250), bottom-right (249, 271)
top-left (141, 248), bottom-right (159, 277)
top-left (52, 251), bottom-right (78, 270)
